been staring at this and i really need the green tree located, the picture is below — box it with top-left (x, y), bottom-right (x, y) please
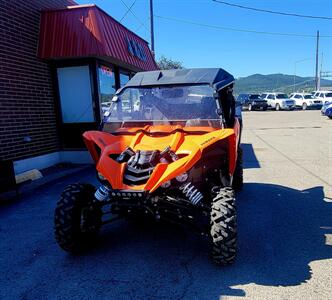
top-left (157, 55), bottom-right (184, 70)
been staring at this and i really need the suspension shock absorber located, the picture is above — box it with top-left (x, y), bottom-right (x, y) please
top-left (94, 185), bottom-right (111, 202)
top-left (179, 182), bottom-right (203, 205)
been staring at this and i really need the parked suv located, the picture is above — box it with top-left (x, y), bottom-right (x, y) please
top-left (312, 91), bottom-right (332, 104)
top-left (237, 93), bottom-right (268, 111)
top-left (260, 93), bottom-right (295, 110)
top-left (289, 93), bottom-right (323, 110)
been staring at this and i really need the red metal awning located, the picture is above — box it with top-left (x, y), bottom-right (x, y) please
top-left (38, 4), bottom-right (158, 71)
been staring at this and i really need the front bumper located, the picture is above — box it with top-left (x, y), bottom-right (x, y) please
top-left (280, 104), bottom-right (295, 110)
top-left (252, 103), bottom-right (268, 110)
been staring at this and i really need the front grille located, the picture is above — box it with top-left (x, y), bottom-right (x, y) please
top-left (314, 101), bottom-right (321, 104)
top-left (123, 165), bottom-right (154, 185)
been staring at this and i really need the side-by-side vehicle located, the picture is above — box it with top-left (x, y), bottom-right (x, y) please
top-left (54, 68), bottom-right (243, 265)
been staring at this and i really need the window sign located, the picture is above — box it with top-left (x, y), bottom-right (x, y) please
top-left (98, 64), bottom-right (116, 115)
top-left (126, 37), bottom-right (146, 61)
top-left (57, 66), bottom-right (94, 123)
top-left (100, 65), bottom-right (113, 77)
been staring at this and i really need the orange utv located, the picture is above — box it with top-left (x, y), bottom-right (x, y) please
top-left (54, 68), bottom-right (243, 265)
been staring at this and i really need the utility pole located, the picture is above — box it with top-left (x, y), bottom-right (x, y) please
top-left (149, 0), bottom-right (155, 56)
top-left (318, 52), bottom-right (323, 90)
top-left (315, 30), bottom-right (319, 90)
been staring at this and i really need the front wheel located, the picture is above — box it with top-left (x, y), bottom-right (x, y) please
top-left (302, 103), bottom-right (307, 110)
top-left (248, 104), bottom-right (252, 111)
top-left (275, 103), bottom-right (280, 111)
top-left (210, 187), bottom-right (237, 265)
top-left (54, 183), bottom-right (102, 252)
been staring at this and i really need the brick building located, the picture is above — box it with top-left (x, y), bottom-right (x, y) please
top-left (0, 1), bottom-right (157, 175)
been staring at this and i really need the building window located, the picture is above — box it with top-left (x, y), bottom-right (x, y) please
top-left (57, 65), bottom-right (95, 123)
top-left (120, 71), bottom-right (130, 87)
top-left (98, 64), bottom-right (116, 115)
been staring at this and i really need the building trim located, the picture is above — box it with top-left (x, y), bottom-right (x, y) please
top-left (14, 151), bottom-right (93, 175)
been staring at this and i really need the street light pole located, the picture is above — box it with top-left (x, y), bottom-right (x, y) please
top-left (149, 0), bottom-right (155, 56)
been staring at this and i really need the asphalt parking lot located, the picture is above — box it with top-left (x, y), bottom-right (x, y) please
top-left (0, 110), bottom-right (331, 300)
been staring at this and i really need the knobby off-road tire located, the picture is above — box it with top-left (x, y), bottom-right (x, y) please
top-left (54, 183), bottom-right (101, 252)
top-left (232, 146), bottom-right (243, 191)
top-left (210, 187), bottom-right (237, 265)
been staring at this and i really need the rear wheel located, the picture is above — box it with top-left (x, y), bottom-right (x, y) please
top-left (210, 187), bottom-right (237, 265)
top-left (275, 103), bottom-right (280, 111)
top-left (248, 104), bottom-right (252, 111)
top-left (232, 146), bottom-right (243, 191)
top-left (302, 102), bottom-right (307, 110)
top-left (54, 183), bottom-right (102, 252)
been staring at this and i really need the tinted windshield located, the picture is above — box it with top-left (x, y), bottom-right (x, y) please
top-left (325, 93), bottom-right (332, 97)
top-left (276, 94), bottom-right (288, 99)
top-left (103, 85), bottom-right (221, 130)
top-left (304, 95), bottom-right (313, 99)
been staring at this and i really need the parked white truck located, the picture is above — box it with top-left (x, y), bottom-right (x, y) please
top-left (260, 93), bottom-right (295, 110)
top-left (289, 93), bottom-right (323, 110)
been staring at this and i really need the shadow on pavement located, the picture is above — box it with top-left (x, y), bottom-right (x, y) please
top-left (242, 143), bottom-right (260, 169)
top-left (70, 183), bottom-right (331, 299)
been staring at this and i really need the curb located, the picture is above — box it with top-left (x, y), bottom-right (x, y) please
top-left (0, 164), bottom-right (94, 202)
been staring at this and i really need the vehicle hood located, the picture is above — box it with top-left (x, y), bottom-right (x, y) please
top-left (83, 124), bottom-right (240, 192)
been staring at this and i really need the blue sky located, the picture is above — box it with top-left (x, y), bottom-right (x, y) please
top-left (78, 0), bottom-right (332, 78)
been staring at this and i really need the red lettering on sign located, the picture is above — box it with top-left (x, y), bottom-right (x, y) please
top-left (100, 66), bottom-right (113, 77)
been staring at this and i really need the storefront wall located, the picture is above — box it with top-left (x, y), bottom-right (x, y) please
top-left (1, 2), bottom-right (157, 174)
top-left (0, 0), bottom-right (76, 164)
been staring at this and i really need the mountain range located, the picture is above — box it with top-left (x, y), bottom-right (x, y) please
top-left (234, 73), bottom-right (332, 95)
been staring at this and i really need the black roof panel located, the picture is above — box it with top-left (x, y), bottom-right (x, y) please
top-left (121, 68), bottom-right (234, 91)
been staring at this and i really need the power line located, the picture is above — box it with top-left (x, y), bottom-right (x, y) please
top-left (154, 15), bottom-right (332, 38)
top-left (119, 0), bottom-right (150, 32)
top-left (212, 0), bottom-right (332, 20)
top-left (135, 17), bottom-right (150, 32)
top-left (120, 0), bottom-right (137, 22)
top-left (273, 78), bottom-right (315, 92)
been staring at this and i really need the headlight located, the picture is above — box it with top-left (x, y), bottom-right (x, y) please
top-left (97, 172), bottom-right (106, 181)
top-left (161, 181), bottom-right (171, 188)
top-left (176, 172), bottom-right (189, 182)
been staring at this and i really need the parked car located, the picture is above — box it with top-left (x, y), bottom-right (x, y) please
top-left (289, 93), bottom-right (323, 110)
top-left (260, 93), bottom-right (295, 110)
top-left (324, 103), bottom-right (332, 119)
top-left (237, 93), bottom-right (268, 111)
top-left (312, 91), bottom-right (332, 104)
top-left (101, 101), bottom-right (112, 113)
top-left (321, 100), bottom-right (332, 116)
